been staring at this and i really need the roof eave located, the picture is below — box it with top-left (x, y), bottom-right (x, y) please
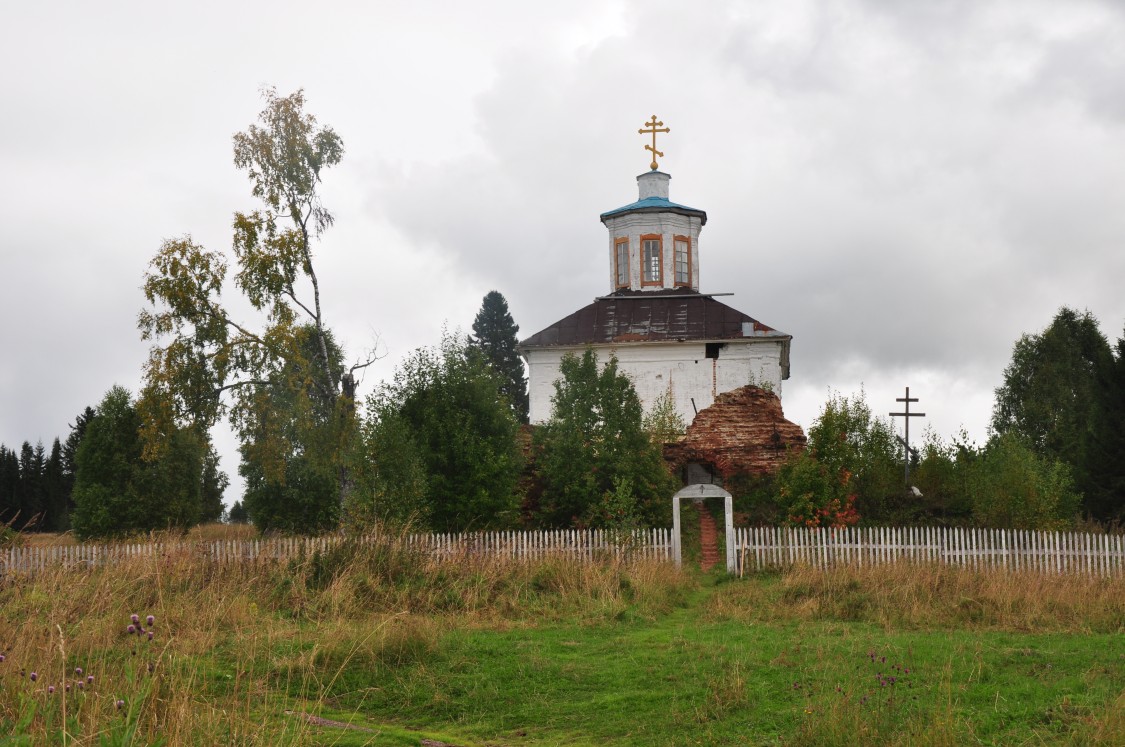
top-left (599, 205), bottom-right (708, 226)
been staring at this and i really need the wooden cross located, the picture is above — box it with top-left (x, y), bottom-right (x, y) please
top-left (638, 115), bottom-right (670, 170)
top-left (889, 387), bottom-right (925, 488)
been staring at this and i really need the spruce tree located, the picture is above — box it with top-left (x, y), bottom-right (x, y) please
top-left (227, 500), bottom-right (249, 524)
top-left (44, 438), bottom-right (68, 531)
top-left (0, 446), bottom-right (18, 526)
top-left (63, 407), bottom-right (96, 483)
top-left (72, 386), bottom-right (223, 539)
top-left (17, 442), bottom-right (45, 530)
top-left (469, 290), bottom-right (529, 424)
top-left (62, 406), bottom-right (96, 518)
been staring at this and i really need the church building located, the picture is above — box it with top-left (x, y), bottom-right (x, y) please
top-left (520, 117), bottom-right (793, 427)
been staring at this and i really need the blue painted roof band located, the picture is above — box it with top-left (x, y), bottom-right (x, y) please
top-left (599, 196), bottom-right (708, 224)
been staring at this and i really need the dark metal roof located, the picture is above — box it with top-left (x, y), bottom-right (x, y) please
top-left (519, 290), bottom-right (789, 348)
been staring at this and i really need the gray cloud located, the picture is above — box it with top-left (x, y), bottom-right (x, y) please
top-left (2, 0), bottom-right (1124, 503)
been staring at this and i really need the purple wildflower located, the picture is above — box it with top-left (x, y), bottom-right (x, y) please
top-left (127, 624), bottom-right (136, 634)
top-left (115, 699), bottom-right (125, 710)
top-left (131, 614), bottom-right (139, 624)
top-left (146, 615), bottom-right (154, 626)
top-left (147, 631), bottom-right (154, 641)
top-left (48, 685), bottom-right (55, 694)
top-left (75, 667), bottom-right (83, 676)
top-left (77, 682), bottom-right (84, 690)
top-left (29, 672), bottom-right (37, 682)
top-left (87, 675), bottom-right (94, 684)
top-left (0, 653), bottom-right (5, 662)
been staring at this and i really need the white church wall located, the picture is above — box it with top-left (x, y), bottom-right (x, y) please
top-left (602, 211), bottom-right (703, 292)
top-left (525, 341), bottom-right (785, 425)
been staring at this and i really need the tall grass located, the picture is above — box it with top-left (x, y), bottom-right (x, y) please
top-left (0, 530), bottom-right (692, 744)
top-left (3, 535), bottom-right (1121, 744)
top-left (709, 561), bottom-right (1125, 632)
top-left (20, 522), bottom-right (258, 548)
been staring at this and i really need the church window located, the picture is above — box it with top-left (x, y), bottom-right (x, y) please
top-left (615, 238), bottom-right (629, 288)
top-left (674, 235), bottom-right (691, 286)
top-left (641, 234), bottom-right (663, 285)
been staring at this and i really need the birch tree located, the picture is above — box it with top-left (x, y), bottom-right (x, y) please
top-left (139, 88), bottom-right (371, 515)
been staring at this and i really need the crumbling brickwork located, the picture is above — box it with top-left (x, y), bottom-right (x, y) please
top-left (665, 385), bottom-right (806, 477)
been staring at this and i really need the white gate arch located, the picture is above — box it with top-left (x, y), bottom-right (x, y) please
top-left (671, 483), bottom-right (735, 573)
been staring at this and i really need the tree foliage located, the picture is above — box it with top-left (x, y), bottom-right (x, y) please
top-left (71, 386), bottom-right (222, 540)
top-left (0, 440), bottom-right (70, 532)
top-left (642, 386), bottom-right (687, 445)
top-left (139, 88), bottom-right (368, 525)
top-left (1102, 328), bottom-right (1125, 520)
top-left (359, 332), bottom-right (522, 531)
top-left (226, 500), bottom-right (249, 524)
top-left (775, 390), bottom-right (898, 526)
top-left (42, 438), bottom-right (68, 531)
top-left (991, 307), bottom-right (1118, 518)
top-left (534, 349), bottom-right (675, 528)
top-left (963, 432), bottom-right (1080, 529)
top-left (0, 447), bottom-right (16, 525)
top-left (239, 324), bottom-right (347, 533)
top-left (469, 290), bottom-right (529, 424)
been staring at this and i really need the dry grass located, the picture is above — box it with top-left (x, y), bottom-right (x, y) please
top-left (709, 562), bottom-right (1125, 632)
top-left (19, 522), bottom-right (257, 548)
top-left (0, 532), bottom-right (692, 744)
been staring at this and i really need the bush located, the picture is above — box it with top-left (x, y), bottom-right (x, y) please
top-left (965, 432), bottom-right (1080, 529)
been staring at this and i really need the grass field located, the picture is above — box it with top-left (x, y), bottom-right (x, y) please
top-left (0, 529), bottom-right (1122, 745)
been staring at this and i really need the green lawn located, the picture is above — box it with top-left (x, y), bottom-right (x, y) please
top-left (3, 547), bottom-right (1121, 746)
top-left (274, 579), bottom-right (1124, 746)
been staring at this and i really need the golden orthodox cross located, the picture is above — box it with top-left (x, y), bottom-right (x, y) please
top-left (638, 115), bottom-right (669, 171)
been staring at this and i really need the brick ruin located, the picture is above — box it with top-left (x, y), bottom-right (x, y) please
top-left (664, 385), bottom-right (807, 479)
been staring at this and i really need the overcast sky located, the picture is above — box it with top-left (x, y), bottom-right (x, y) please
top-left (3, 0), bottom-right (1124, 504)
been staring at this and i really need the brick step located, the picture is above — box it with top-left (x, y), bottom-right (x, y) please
top-left (695, 503), bottom-right (721, 572)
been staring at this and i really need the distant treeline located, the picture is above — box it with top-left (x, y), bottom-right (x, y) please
top-left (0, 407), bottom-right (91, 532)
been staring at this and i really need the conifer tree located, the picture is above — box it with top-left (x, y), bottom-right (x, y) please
top-left (0, 446), bottom-right (19, 526)
top-left (17, 442), bottom-right (45, 530)
top-left (43, 438), bottom-right (68, 531)
top-left (227, 500), bottom-right (249, 524)
top-left (62, 407), bottom-right (96, 490)
top-left (469, 291), bottom-right (529, 424)
top-left (71, 386), bottom-right (226, 539)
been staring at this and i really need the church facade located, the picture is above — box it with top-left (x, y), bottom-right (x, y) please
top-left (520, 144), bottom-right (793, 427)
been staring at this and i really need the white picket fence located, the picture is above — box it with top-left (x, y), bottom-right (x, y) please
top-left (734, 526), bottom-right (1125, 577)
top-left (0, 528), bottom-right (675, 576)
top-left (3, 526), bottom-right (1123, 578)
